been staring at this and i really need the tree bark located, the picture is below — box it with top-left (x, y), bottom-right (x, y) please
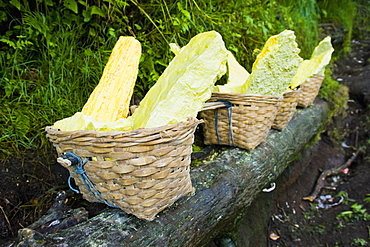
top-left (15, 99), bottom-right (330, 247)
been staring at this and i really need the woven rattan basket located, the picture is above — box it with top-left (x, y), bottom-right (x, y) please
top-left (200, 92), bottom-right (283, 150)
top-left (298, 74), bottom-right (324, 107)
top-left (45, 117), bottom-right (202, 221)
top-left (272, 88), bottom-right (301, 130)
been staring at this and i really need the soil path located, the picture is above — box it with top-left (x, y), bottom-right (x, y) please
top-left (268, 39), bottom-right (370, 247)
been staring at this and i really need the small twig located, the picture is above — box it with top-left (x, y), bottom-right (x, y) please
top-left (322, 186), bottom-right (336, 191)
top-left (303, 149), bottom-right (361, 202)
top-left (0, 205), bottom-right (12, 233)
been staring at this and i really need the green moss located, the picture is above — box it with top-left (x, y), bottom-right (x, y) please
top-left (316, 67), bottom-right (349, 144)
top-left (319, 68), bottom-right (349, 118)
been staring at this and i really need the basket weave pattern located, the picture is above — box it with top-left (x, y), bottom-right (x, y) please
top-left (272, 88), bottom-right (301, 130)
top-left (200, 93), bottom-right (282, 150)
top-left (298, 74), bottom-right (324, 107)
top-left (45, 117), bottom-right (201, 221)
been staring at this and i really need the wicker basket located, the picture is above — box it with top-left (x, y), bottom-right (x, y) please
top-left (298, 74), bottom-right (324, 107)
top-left (272, 88), bottom-right (301, 130)
top-left (200, 92), bottom-right (283, 150)
top-left (45, 117), bottom-right (202, 221)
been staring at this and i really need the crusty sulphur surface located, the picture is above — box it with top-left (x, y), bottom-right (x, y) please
top-left (131, 30), bottom-right (228, 129)
top-left (241, 30), bottom-right (303, 96)
top-left (289, 36), bottom-right (334, 89)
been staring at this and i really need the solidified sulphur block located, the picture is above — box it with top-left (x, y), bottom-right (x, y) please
top-left (242, 30), bottom-right (303, 96)
top-left (81, 36), bottom-right (141, 122)
top-left (215, 51), bottom-right (250, 94)
top-left (131, 30), bottom-right (228, 129)
top-left (290, 36), bottom-right (334, 89)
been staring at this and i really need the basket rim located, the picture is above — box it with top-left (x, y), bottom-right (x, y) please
top-left (211, 92), bottom-right (284, 99)
top-left (283, 87), bottom-right (301, 96)
top-left (45, 117), bottom-right (203, 137)
top-left (201, 92), bottom-right (283, 111)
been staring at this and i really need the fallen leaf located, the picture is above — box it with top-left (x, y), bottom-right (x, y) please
top-left (270, 233), bottom-right (280, 240)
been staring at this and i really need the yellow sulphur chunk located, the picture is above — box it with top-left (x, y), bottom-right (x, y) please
top-left (171, 45), bottom-right (249, 94)
top-left (81, 36), bottom-right (141, 122)
top-left (53, 112), bottom-right (133, 131)
top-left (131, 30), bottom-right (228, 129)
top-left (215, 51), bottom-right (250, 93)
top-left (242, 30), bottom-right (303, 95)
top-left (169, 43), bottom-right (181, 55)
top-left (290, 36), bottom-right (334, 89)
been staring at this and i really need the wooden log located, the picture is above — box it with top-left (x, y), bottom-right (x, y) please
top-left (15, 99), bottom-right (330, 247)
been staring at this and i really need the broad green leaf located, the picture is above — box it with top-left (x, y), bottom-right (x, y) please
top-left (64, 0), bottom-right (78, 14)
top-left (9, 0), bottom-right (21, 10)
top-left (82, 9), bottom-right (91, 22)
top-left (78, 0), bottom-right (87, 7)
top-left (43, 0), bottom-right (54, 6)
top-left (0, 1), bottom-right (7, 8)
top-left (91, 5), bottom-right (107, 18)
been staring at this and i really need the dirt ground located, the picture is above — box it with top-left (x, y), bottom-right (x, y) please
top-left (268, 39), bottom-right (370, 247)
top-left (0, 39), bottom-right (369, 246)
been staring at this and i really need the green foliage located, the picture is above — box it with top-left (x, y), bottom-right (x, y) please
top-left (312, 224), bottom-right (326, 235)
top-left (336, 191), bottom-right (354, 204)
top-left (277, 0), bottom-right (320, 58)
top-left (336, 203), bottom-right (370, 222)
top-left (319, 67), bottom-right (349, 118)
top-left (318, 67), bottom-right (349, 144)
top-left (192, 144), bottom-right (203, 153)
top-left (0, 0), bottom-right (118, 156)
top-left (318, 0), bottom-right (357, 54)
top-left (351, 238), bottom-right (368, 246)
top-left (129, 0), bottom-right (294, 90)
top-left (353, 0), bottom-right (370, 39)
top-left (364, 194), bottom-right (370, 203)
top-left (0, 0), bottom-right (369, 159)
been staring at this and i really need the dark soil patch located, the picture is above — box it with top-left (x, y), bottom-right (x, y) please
top-left (0, 155), bottom-right (63, 242)
top-left (0, 151), bottom-right (109, 245)
top-left (268, 39), bottom-right (370, 247)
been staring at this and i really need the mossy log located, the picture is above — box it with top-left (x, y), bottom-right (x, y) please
top-left (15, 99), bottom-right (330, 247)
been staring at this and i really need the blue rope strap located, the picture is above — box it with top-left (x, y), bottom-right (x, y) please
top-left (214, 99), bottom-right (235, 147)
top-left (61, 152), bottom-right (118, 208)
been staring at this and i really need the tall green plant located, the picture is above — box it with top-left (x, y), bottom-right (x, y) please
top-left (0, 0), bottom-right (120, 157)
top-left (277, 0), bottom-right (320, 58)
top-left (352, 0), bottom-right (370, 39)
top-left (129, 0), bottom-right (293, 75)
top-left (318, 0), bottom-right (357, 54)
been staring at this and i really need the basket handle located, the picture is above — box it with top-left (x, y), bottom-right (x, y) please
top-left (58, 152), bottom-right (118, 209)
